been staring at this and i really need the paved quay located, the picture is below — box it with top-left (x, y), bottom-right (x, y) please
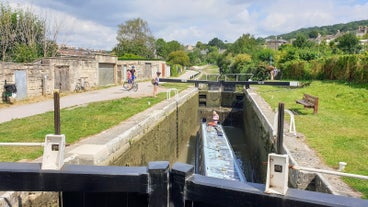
top-left (0, 70), bottom-right (199, 124)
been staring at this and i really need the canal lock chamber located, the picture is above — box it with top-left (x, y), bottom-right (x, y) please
top-left (106, 87), bottom-right (322, 192)
top-left (110, 88), bottom-right (271, 184)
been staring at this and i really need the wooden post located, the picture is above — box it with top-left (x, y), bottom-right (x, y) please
top-left (54, 90), bottom-right (60, 135)
top-left (277, 103), bottom-right (285, 154)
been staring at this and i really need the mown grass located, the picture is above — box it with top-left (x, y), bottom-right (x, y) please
top-left (253, 81), bottom-right (368, 198)
top-left (0, 82), bottom-right (191, 162)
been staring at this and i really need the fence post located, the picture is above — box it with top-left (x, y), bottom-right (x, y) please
top-left (170, 162), bottom-right (194, 207)
top-left (54, 90), bottom-right (60, 135)
top-left (277, 103), bottom-right (285, 154)
top-left (148, 161), bottom-right (170, 207)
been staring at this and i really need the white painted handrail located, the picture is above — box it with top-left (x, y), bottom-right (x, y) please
top-left (292, 165), bottom-right (368, 180)
top-left (273, 109), bottom-right (296, 136)
top-left (0, 142), bottom-right (44, 146)
top-left (166, 88), bottom-right (178, 100)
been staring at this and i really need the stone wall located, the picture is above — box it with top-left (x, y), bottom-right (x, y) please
top-left (56, 88), bottom-right (199, 167)
top-left (242, 89), bottom-right (276, 183)
top-left (111, 88), bottom-right (199, 166)
top-left (1, 56), bottom-right (169, 103)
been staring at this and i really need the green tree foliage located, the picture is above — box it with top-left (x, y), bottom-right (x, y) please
top-left (292, 34), bottom-right (314, 48)
top-left (308, 30), bottom-right (319, 38)
top-left (254, 48), bottom-right (276, 63)
top-left (114, 18), bottom-right (155, 59)
top-left (336, 33), bottom-right (361, 54)
top-left (217, 53), bottom-right (234, 74)
top-left (167, 50), bottom-right (190, 66)
top-left (276, 19), bottom-right (368, 40)
top-left (228, 34), bottom-right (260, 54)
top-left (167, 40), bottom-right (183, 53)
top-left (195, 41), bottom-right (207, 50)
top-left (206, 46), bottom-right (220, 64)
top-left (155, 38), bottom-right (169, 59)
top-left (155, 38), bottom-right (184, 60)
top-left (188, 48), bottom-right (204, 66)
top-left (208, 37), bottom-right (226, 49)
top-left (0, 2), bottom-right (57, 62)
top-left (216, 34), bottom-right (263, 74)
top-left (12, 43), bottom-right (38, 62)
top-left (231, 54), bottom-right (252, 73)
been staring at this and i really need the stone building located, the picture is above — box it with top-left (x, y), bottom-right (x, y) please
top-left (0, 53), bottom-right (169, 103)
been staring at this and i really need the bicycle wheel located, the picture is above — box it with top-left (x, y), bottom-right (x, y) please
top-left (83, 82), bottom-right (90, 91)
top-left (132, 82), bottom-right (138, 92)
top-left (75, 83), bottom-right (81, 92)
top-left (122, 81), bottom-right (131, 90)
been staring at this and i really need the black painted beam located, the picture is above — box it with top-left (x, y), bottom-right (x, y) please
top-left (0, 162), bottom-right (148, 192)
top-left (185, 174), bottom-right (368, 207)
top-left (159, 78), bottom-right (295, 86)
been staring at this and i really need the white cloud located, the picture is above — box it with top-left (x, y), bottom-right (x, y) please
top-left (8, 0), bottom-right (368, 50)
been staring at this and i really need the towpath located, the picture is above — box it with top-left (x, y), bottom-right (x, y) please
top-left (0, 70), bottom-right (199, 124)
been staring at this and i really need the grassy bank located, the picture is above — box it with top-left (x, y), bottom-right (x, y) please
top-left (254, 81), bottom-right (368, 198)
top-left (0, 82), bottom-right (190, 162)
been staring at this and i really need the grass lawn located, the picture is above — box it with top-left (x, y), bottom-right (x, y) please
top-left (254, 81), bottom-right (368, 199)
top-left (0, 82), bottom-right (191, 162)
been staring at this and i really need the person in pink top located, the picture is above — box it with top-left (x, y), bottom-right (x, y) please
top-left (212, 110), bottom-right (219, 125)
top-left (127, 69), bottom-right (132, 84)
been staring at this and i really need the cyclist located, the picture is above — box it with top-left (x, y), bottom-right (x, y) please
top-left (127, 69), bottom-right (133, 88)
top-left (131, 66), bottom-right (136, 83)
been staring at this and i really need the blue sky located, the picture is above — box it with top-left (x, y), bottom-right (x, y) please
top-left (7, 0), bottom-right (368, 50)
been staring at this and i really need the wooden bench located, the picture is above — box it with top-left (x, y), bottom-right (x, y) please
top-left (296, 94), bottom-right (319, 114)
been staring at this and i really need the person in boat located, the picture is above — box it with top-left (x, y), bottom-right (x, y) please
top-left (212, 110), bottom-right (219, 125)
top-left (208, 110), bottom-right (219, 126)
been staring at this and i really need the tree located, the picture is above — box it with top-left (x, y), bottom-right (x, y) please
top-left (167, 50), bottom-right (190, 66)
top-left (167, 40), bottom-right (183, 54)
top-left (0, 3), bottom-right (14, 61)
top-left (292, 34), bottom-right (313, 48)
top-left (206, 46), bottom-right (220, 64)
top-left (155, 38), bottom-right (168, 59)
top-left (188, 49), bottom-right (203, 65)
top-left (0, 2), bottom-right (58, 62)
top-left (336, 33), bottom-right (361, 54)
top-left (115, 18), bottom-right (155, 59)
top-left (228, 34), bottom-right (260, 55)
top-left (208, 37), bottom-right (225, 49)
top-left (308, 30), bottom-right (319, 39)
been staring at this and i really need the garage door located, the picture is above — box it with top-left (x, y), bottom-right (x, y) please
top-left (98, 63), bottom-right (114, 86)
top-left (15, 70), bottom-right (27, 100)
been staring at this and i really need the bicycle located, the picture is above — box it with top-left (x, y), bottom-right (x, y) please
top-left (74, 77), bottom-right (90, 92)
top-left (122, 79), bottom-right (138, 92)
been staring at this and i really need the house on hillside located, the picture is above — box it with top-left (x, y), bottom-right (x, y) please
top-left (356, 26), bottom-right (368, 37)
top-left (265, 38), bottom-right (288, 50)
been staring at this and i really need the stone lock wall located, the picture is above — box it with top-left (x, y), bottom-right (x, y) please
top-left (112, 89), bottom-right (199, 166)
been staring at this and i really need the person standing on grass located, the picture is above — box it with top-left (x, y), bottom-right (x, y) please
top-left (153, 71), bottom-right (161, 97)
